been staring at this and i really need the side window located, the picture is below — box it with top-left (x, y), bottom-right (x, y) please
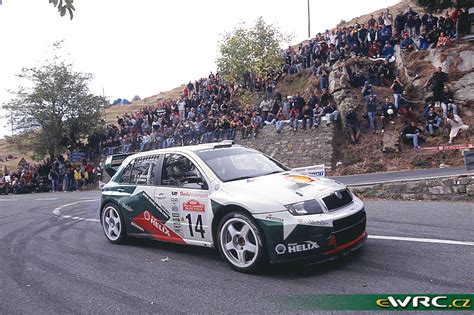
top-left (118, 161), bottom-right (134, 184)
top-left (161, 154), bottom-right (207, 189)
top-left (130, 156), bottom-right (158, 185)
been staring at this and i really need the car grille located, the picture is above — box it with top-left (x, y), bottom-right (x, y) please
top-left (322, 189), bottom-right (353, 211)
top-left (333, 210), bottom-right (366, 247)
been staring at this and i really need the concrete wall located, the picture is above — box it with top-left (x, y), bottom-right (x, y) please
top-left (234, 125), bottom-right (335, 168)
top-left (350, 175), bottom-right (474, 202)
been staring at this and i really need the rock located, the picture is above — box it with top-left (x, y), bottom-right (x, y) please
top-left (458, 50), bottom-right (474, 72)
top-left (466, 184), bottom-right (474, 196)
top-left (428, 186), bottom-right (452, 195)
top-left (382, 130), bottom-right (401, 153)
top-left (453, 72), bottom-right (474, 103)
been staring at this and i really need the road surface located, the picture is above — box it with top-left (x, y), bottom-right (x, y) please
top-left (0, 191), bottom-right (472, 313)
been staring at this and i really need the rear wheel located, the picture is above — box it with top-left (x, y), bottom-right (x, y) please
top-left (101, 204), bottom-right (127, 244)
top-left (217, 212), bottom-right (265, 273)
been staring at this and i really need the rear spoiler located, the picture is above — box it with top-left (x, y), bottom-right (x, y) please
top-left (104, 153), bottom-right (135, 177)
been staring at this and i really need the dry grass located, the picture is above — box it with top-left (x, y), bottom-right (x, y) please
top-left (0, 138), bottom-right (36, 172)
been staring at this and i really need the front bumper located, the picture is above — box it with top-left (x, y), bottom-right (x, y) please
top-left (256, 205), bottom-right (367, 264)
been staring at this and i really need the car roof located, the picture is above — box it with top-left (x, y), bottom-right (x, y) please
top-left (124, 142), bottom-right (240, 160)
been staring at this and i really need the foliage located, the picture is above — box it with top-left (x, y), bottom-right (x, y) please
top-left (217, 17), bottom-right (291, 84)
top-left (49, 0), bottom-right (75, 20)
top-left (3, 41), bottom-right (105, 159)
top-left (416, 0), bottom-right (471, 12)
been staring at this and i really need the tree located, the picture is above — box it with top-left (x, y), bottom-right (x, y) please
top-left (49, 0), bottom-right (75, 20)
top-left (3, 41), bottom-right (105, 159)
top-left (217, 17), bottom-right (291, 84)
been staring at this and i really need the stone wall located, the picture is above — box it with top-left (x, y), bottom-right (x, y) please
top-left (235, 125), bottom-right (335, 168)
top-left (350, 175), bottom-right (474, 202)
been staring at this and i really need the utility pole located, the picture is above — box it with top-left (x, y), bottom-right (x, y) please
top-left (307, 0), bottom-right (311, 38)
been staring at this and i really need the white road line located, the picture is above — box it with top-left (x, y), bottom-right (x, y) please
top-left (0, 199), bottom-right (18, 201)
top-left (52, 199), bottom-right (100, 222)
top-left (35, 198), bottom-right (58, 201)
top-left (369, 235), bottom-right (474, 246)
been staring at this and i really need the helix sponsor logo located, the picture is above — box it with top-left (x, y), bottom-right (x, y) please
top-left (143, 211), bottom-right (170, 237)
top-left (275, 241), bottom-right (319, 254)
top-left (376, 295), bottom-right (471, 310)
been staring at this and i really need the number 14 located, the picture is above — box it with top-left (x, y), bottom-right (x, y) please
top-left (185, 214), bottom-right (205, 239)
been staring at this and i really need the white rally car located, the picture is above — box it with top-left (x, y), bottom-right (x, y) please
top-left (101, 142), bottom-right (366, 273)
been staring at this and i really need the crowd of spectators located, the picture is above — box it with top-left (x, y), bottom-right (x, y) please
top-left (0, 156), bottom-right (101, 195)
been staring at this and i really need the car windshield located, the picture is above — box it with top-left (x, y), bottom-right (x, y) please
top-left (195, 147), bottom-right (289, 182)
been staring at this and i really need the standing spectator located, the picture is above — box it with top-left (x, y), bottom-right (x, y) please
top-left (402, 121), bottom-right (424, 149)
top-left (425, 67), bottom-right (449, 104)
top-left (384, 9), bottom-right (393, 31)
top-left (320, 89), bottom-right (333, 107)
top-left (345, 106), bottom-right (361, 144)
top-left (446, 112), bottom-right (469, 144)
top-left (365, 93), bottom-right (378, 133)
top-left (275, 110), bottom-right (285, 134)
top-left (390, 76), bottom-right (404, 109)
top-left (49, 168), bottom-right (58, 192)
top-left (378, 59), bottom-right (393, 85)
top-left (425, 107), bottom-right (442, 136)
top-left (399, 90), bottom-right (418, 123)
top-left (250, 112), bottom-right (261, 138)
top-left (394, 11), bottom-right (406, 35)
top-left (318, 63), bottom-right (331, 90)
top-left (259, 97), bottom-right (271, 121)
top-left (381, 97), bottom-right (397, 132)
top-left (177, 98), bottom-right (186, 120)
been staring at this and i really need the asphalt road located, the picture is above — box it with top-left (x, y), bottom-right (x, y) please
top-left (333, 166), bottom-right (472, 185)
top-left (0, 191), bottom-right (473, 313)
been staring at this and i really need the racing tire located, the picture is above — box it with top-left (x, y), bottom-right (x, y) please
top-left (101, 203), bottom-right (127, 244)
top-left (217, 212), bottom-right (265, 273)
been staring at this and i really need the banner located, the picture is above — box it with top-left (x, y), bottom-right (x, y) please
top-left (292, 164), bottom-right (325, 177)
top-left (421, 144), bottom-right (474, 152)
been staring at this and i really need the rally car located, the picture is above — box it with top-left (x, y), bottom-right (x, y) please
top-left (101, 142), bottom-right (366, 273)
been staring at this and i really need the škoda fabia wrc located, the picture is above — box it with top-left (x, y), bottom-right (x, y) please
top-left (101, 142), bottom-right (367, 273)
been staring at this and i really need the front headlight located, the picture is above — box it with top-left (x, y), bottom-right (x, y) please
top-left (285, 199), bottom-right (324, 216)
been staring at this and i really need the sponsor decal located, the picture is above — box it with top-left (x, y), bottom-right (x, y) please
top-left (118, 199), bottom-right (134, 212)
top-left (301, 219), bottom-right (330, 226)
top-left (265, 215), bottom-right (284, 223)
top-left (275, 241), bottom-right (319, 255)
top-left (285, 175), bottom-right (315, 183)
top-left (131, 221), bottom-right (144, 232)
top-left (173, 217), bottom-right (180, 222)
top-left (170, 197), bottom-right (179, 204)
top-left (143, 210), bottom-right (170, 237)
top-left (171, 206), bottom-right (179, 212)
top-left (180, 191), bottom-right (208, 198)
top-left (171, 191), bottom-right (178, 196)
top-left (376, 295), bottom-right (472, 310)
top-left (172, 212), bottom-right (180, 218)
top-left (182, 199), bottom-right (205, 212)
top-left (140, 192), bottom-right (171, 219)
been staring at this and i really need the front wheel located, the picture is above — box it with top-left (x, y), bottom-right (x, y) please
top-left (217, 212), bottom-right (265, 273)
top-left (101, 204), bottom-right (127, 244)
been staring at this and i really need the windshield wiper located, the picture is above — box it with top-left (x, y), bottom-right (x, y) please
top-left (261, 170), bottom-right (283, 176)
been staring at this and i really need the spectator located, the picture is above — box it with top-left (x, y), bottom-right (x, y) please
top-left (446, 112), bottom-right (469, 144)
top-left (259, 97), bottom-right (271, 121)
top-left (390, 76), bottom-right (404, 109)
top-left (365, 93), bottom-right (378, 133)
top-left (440, 85), bottom-right (458, 119)
top-left (275, 110), bottom-right (285, 134)
top-left (323, 103), bottom-right (339, 127)
top-left (345, 106), bottom-right (361, 144)
top-left (436, 32), bottom-right (451, 48)
top-left (302, 105), bottom-right (313, 130)
top-left (378, 59), bottom-right (394, 85)
top-left (400, 33), bottom-right (415, 50)
top-left (381, 97), bottom-right (397, 132)
top-left (399, 90), bottom-right (418, 123)
top-left (425, 67), bottom-right (449, 103)
top-left (402, 121), bottom-right (425, 149)
top-left (425, 107), bottom-right (442, 136)
top-left (289, 106), bottom-right (299, 131)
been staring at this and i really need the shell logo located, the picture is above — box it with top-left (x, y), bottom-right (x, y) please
top-left (285, 175), bottom-right (315, 183)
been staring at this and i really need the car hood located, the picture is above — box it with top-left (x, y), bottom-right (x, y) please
top-left (221, 172), bottom-right (346, 207)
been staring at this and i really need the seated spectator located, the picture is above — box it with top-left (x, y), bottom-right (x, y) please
top-left (400, 33), bottom-right (415, 50)
top-left (345, 106), bottom-right (361, 144)
top-left (323, 103), bottom-right (339, 127)
top-left (289, 106), bottom-right (299, 131)
top-left (250, 112), bottom-right (261, 138)
top-left (446, 112), bottom-right (469, 144)
top-left (381, 97), bottom-right (397, 132)
top-left (379, 42), bottom-right (394, 59)
top-left (275, 110), bottom-right (285, 134)
top-left (313, 104), bottom-right (324, 127)
top-left (301, 105), bottom-right (313, 130)
top-left (440, 85), bottom-right (458, 119)
top-left (402, 121), bottom-right (425, 149)
top-left (436, 32), bottom-right (451, 49)
top-left (140, 132), bottom-right (151, 151)
top-left (425, 107), bottom-right (442, 136)
top-left (418, 31), bottom-right (429, 50)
